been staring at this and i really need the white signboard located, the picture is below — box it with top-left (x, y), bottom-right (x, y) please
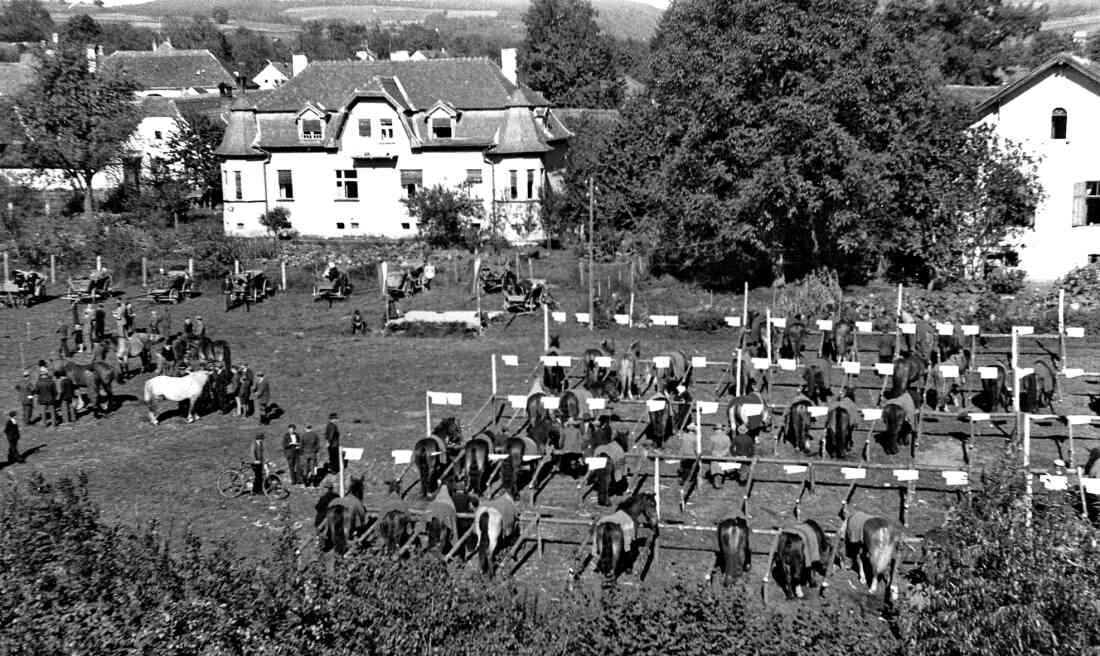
top-left (961, 325), bottom-right (980, 336)
top-left (428, 391), bottom-right (462, 405)
top-left (614, 314), bottom-right (630, 325)
top-left (861, 408), bottom-right (883, 421)
top-left (942, 471), bottom-right (968, 486)
top-left (508, 395), bottom-right (528, 409)
top-left (899, 323), bottom-right (916, 335)
top-left (979, 366), bottom-right (999, 380)
top-left (1067, 326), bottom-right (1085, 338)
top-left (541, 396), bottom-right (560, 410)
top-left (585, 457), bottom-right (607, 470)
top-left (653, 355), bottom-right (671, 369)
top-left (842, 361), bottom-right (861, 375)
top-left (1066, 415), bottom-right (1092, 426)
top-left (841, 467), bottom-right (867, 480)
top-left (779, 359), bottom-right (797, 371)
top-left (772, 317), bottom-right (787, 329)
top-left (968, 412), bottom-right (990, 422)
top-left (552, 311), bottom-right (567, 323)
top-left (691, 356), bottom-right (708, 368)
top-left (595, 356), bottom-right (614, 368)
top-left (809, 406), bottom-right (829, 418)
top-left (752, 357), bottom-right (770, 370)
top-left (342, 447), bottom-right (364, 461)
top-left (587, 398), bottom-right (606, 411)
top-left (817, 319), bottom-right (833, 331)
top-left (936, 323), bottom-right (953, 336)
top-left (651, 315), bottom-right (679, 326)
top-left (696, 401), bottom-right (720, 415)
top-left (741, 403), bottom-right (764, 417)
top-left (489, 453), bottom-right (508, 462)
top-left (1082, 477), bottom-right (1100, 494)
top-left (1013, 325), bottom-right (1034, 336)
top-left (893, 469), bottom-right (919, 482)
top-left (501, 354), bottom-right (519, 366)
top-left (717, 462), bottom-right (741, 471)
top-left (391, 449), bottom-right (413, 464)
top-left (939, 364), bottom-right (959, 379)
top-left (875, 363), bottom-right (895, 376)
top-left (1063, 368), bottom-right (1085, 379)
top-left (724, 316), bottom-right (742, 327)
top-left (575, 312), bottom-right (590, 324)
top-left (856, 321), bottom-right (873, 333)
top-left (783, 464), bottom-right (807, 475)
top-left (1040, 474), bottom-right (1068, 491)
top-left (646, 399), bottom-right (667, 412)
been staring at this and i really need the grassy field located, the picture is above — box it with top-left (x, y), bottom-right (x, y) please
top-left (1, 251), bottom-right (1096, 605)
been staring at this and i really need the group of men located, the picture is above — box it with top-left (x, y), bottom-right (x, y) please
top-left (15, 360), bottom-right (77, 430)
top-left (249, 413), bottom-right (342, 494)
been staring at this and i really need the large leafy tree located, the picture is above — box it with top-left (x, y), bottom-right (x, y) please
top-left (16, 47), bottom-right (141, 220)
top-left (164, 112), bottom-right (225, 206)
top-left (561, 0), bottom-right (1041, 288)
top-left (520, 0), bottom-right (623, 108)
top-left (0, 0), bottom-right (53, 42)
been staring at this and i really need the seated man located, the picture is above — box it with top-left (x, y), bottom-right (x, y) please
top-left (351, 310), bottom-right (367, 335)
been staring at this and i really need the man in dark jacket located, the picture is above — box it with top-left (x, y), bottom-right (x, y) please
top-left (56, 320), bottom-right (71, 359)
top-left (35, 371), bottom-right (57, 427)
top-left (250, 433), bottom-right (265, 495)
top-left (238, 365), bottom-right (254, 417)
top-left (314, 481), bottom-right (337, 529)
top-left (5, 410), bottom-right (21, 464)
top-left (93, 304), bottom-right (105, 341)
top-left (253, 373), bottom-right (271, 424)
top-left (325, 413), bottom-right (341, 474)
top-left (282, 424), bottom-right (301, 485)
top-left (16, 371), bottom-right (34, 425)
top-left (57, 371), bottom-right (76, 424)
top-left (301, 424), bottom-right (320, 487)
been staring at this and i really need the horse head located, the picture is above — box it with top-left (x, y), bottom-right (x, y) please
top-left (623, 492), bottom-right (658, 531)
top-left (347, 475), bottom-right (365, 501)
top-left (432, 417), bottom-right (463, 446)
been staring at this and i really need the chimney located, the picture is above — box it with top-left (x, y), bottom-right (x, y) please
top-left (86, 46), bottom-right (97, 73)
top-left (292, 53), bottom-right (308, 77)
top-left (500, 48), bottom-right (517, 86)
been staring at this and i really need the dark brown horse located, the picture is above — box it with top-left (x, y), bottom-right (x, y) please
top-left (801, 359), bottom-right (831, 404)
top-left (825, 393), bottom-right (857, 459)
top-left (1021, 359), bottom-right (1056, 415)
top-left (413, 418), bottom-right (461, 498)
top-left (713, 517), bottom-right (751, 587)
top-left (592, 492), bottom-right (658, 587)
top-left (782, 398), bottom-right (813, 454)
top-left (773, 519), bottom-right (830, 600)
top-left (57, 360), bottom-right (116, 417)
top-left (461, 431), bottom-right (494, 495)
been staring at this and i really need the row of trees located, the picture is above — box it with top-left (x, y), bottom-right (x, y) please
top-left (539, 0), bottom-right (1045, 288)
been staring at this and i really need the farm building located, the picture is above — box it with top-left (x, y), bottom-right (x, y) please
top-left (101, 41), bottom-right (235, 98)
top-left (252, 60), bottom-right (290, 90)
top-left (216, 50), bottom-right (572, 242)
top-left (969, 53), bottom-right (1100, 280)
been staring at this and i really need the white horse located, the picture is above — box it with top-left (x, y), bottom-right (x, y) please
top-left (144, 370), bottom-right (210, 425)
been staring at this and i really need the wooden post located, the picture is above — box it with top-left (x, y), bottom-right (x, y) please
top-left (338, 445), bottom-right (346, 497)
top-left (1077, 466), bottom-right (1089, 525)
top-left (515, 252), bottom-right (520, 274)
top-left (1058, 289), bottom-right (1067, 402)
top-left (578, 260), bottom-right (584, 289)
top-left (491, 354), bottom-right (498, 396)
top-left (735, 348), bottom-right (743, 397)
top-left (234, 259), bottom-right (240, 276)
top-left (695, 404), bottom-right (703, 490)
top-left (49, 254), bottom-right (55, 284)
top-left (96, 255), bottom-right (102, 272)
top-left (653, 454), bottom-right (660, 523)
top-left (543, 303), bottom-right (549, 352)
top-left (765, 308), bottom-right (773, 365)
top-left (1023, 413), bottom-right (1032, 530)
top-left (141, 257), bottom-right (147, 287)
top-left (2, 251), bottom-right (8, 282)
top-left (1011, 328), bottom-right (1020, 413)
top-left (527, 256), bottom-right (533, 280)
top-left (1069, 422), bottom-right (1077, 472)
top-left (425, 390), bottom-right (431, 437)
top-left (894, 283), bottom-right (903, 358)
top-left (281, 260), bottom-right (287, 291)
top-left (380, 261), bottom-right (388, 296)
top-left (629, 263), bottom-right (636, 328)
top-left (587, 177), bottom-right (594, 333)
top-left (187, 258), bottom-right (194, 276)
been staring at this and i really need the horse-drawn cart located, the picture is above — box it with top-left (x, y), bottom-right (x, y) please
top-left (385, 263), bottom-right (435, 301)
top-left (313, 265), bottom-right (353, 304)
top-left (147, 269), bottom-right (195, 304)
top-left (0, 269), bottom-right (46, 307)
top-left (224, 270), bottom-right (274, 311)
top-left (504, 278), bottom-right (555, 314)
top-left (478, 265), bottom-right (518, 295)
top-left (64, 269), bottom-right (113, 303)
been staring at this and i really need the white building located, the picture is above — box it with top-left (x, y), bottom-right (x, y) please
top-left (972, 54), bottom-right (1100, 280)
top-left (252, 61), bottom-right (290, 90)
top-left (102, 42), bottom-right (235, 98)
top-left (217, 51), bottom-right (571, 241)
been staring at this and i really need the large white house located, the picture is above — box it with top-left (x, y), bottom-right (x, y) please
top-left (971, 54), bottom-right (1100, 280)
top-left (216, 51), bottom-right (571, 241)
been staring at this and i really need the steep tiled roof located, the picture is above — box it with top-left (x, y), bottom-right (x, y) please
top-left (974, 53), bottom-right (1100, 117)
top-left (255, 58), bottom-right (521, 111)
top-left (140, 96), bottom-right (181, 119)
top-left (215, 99), bottom-right (264, 157)
top-left (103, 49), bottom-right (234, 91)
top-left (491, 107), bottom-right (552, 155)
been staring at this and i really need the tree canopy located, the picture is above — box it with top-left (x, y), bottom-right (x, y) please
top-left (16, 47), bottom-right (141, 220)
top-left (548, 0), bottom-right (1041, 288)
top-left (519, 0), bottom-right (623, 108)
top-left (0, 0), bottom-right (53, 43)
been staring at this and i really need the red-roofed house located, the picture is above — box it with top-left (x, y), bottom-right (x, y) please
top-left (217, 50), bottom-right (571, 241)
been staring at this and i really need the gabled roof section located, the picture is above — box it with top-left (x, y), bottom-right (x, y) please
top-left (254, 58), bottom-right (536, 112)
top-left (215, 100), bottom-right (264, 158)
top-left (103, 48), bottom-right (235, 91)
top-left (975, 53), bottom-right (1100, 117)
top-left (428, 99), bottom-right (458, 117)
top-left (490, 106), bottom-right (552, 155)
top-left (296, 103), bottom-right (325, 118)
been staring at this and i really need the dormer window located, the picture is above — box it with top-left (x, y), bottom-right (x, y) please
top-left (1052, 108), bottom-right (1067, 140)
top-left (431, 117), bottom-right (452, 139)
top-left (426, 100), bottom-right (458, 140)
top-left (301, 118), bottom-right (323, 140)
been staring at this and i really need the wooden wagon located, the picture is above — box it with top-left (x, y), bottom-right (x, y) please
top-left (386, 263), bottom-right (436, 302)
top-left (313, 267), bottom-right (353, 304)
top-left (64, 269), bottom-right (112, 302)
top-left (147, 269), bottom-right (195, 304)
top-left (0, 269), bottom-right (46, 307)
top-left (504, 279), bottom-right (555, 314)
top-left (224, 269), bottom-right (274, 311)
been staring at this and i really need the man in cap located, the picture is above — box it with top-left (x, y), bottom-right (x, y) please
top-left (252, 372), bottom-right (271, 424)
top-left (250, 433), bottom-right (266, 495)
top-left (16, 371), bottom-right (34, 425)
top-left (93, 303), bottom-right (105, 341)
top-left (148, 308), bottom-right (162, 338)
top-left (82, 306), bottom-right (93, 353)
top-left (35, 365), bottom-right (57, 427)
top-left (124, 302), bottom-right (135, 336)
top-left (56, 319), bottom-right (71, 359)
top-left (57, 368), bottom-right (76, 424)
top-left (237, 363), bottom-right (253, 417)
top-left (705, 424), bottom-right (733, 489)
top-left (282, 423), bottom-right (302, 485)
top-left (5, 410), bottom-right (21, 464)
top-left (325, 412), bottom-right (341, 474)
top-left (301, 424), bottom-right (320, 487)
top-left (195, 315), bottom-right (206, 338)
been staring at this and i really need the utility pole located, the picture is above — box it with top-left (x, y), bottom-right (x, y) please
top-left (588, 177), bottom-right (595, 332)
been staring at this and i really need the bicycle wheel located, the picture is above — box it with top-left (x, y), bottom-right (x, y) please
top-left (264, 475), bottom-right (289, 500)
top-left (217, 469), bottom-right (245, 498)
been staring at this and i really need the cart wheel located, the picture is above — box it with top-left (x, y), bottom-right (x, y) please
top-left (169, 288), bottom-right (179, 304)
top-left (217, 469), bottom-right (245, 498)
top-left (265, 475), bottom-right (289, 500)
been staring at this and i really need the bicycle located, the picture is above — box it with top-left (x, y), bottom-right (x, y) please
top-left (217, 461), bottom-right (290, 500)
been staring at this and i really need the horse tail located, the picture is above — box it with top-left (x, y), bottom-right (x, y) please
top-left (864, 518), bottom-right (897, 595)
top-left (330, 506), bottom-right (347, 555)
top-left (143, 378), bottom-right (155, 404)
top-left (597, 524), bottom-right (618, 587)
top-left (476, 510), bottom-right (492, 576)
top-left (414, 442), bottom-right (432, 499)
top-left (503, 441), bottom-right (522, 498)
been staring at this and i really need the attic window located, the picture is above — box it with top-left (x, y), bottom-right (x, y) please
top-left (1052, 108), bottom-right (1067, 140)
top-left (431, 117), bottom-right (452, 139)
top-left (301, 118), bottom-right (323, 140)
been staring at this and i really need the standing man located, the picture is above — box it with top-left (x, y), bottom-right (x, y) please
top-left (35, 368), bottom-right (57, 428)
top-left (16, 371), bottom-right (34, 425)
top-left (5, 410), bottom-right (21, 464)
top-left (93, 303), bottom-right (105, 342)
top-left (301, 424), bottom-right (320, 487)
top-left (112, 301), bottom-right (125, 339)
top-left (56, 319), bottom-right (71, 359)
top-left (149, 308), bottom-right (162, 338)
top-left (325, 412), bottom-right (341, 474)
top-left (195, 315), bottom-right (206, 338)
top-left (183, 316), bottom-right (194, 336)
top-left (124, 302), bottom-right (135, 336)
top-left (82, 306), bottom-right (93, 353)
top-left (71, 318), bottom-right (83, 356)
top-left (57, 369), bottom-right (76, 424)
top-left (282, 424), bottom-right (301, 485)
top-left (250, 433), bottom-right (266, 496)
top-left (237, 364), bottom-right (253, 417)
top-left (253, 372), bottom-right (271, 424)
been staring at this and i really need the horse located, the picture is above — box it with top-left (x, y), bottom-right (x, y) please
top-left (57, 360), bottom-right (116, 418)
top-left (1082, 448), bottom-right (1100, 526)
top-left (618, 341), bottom-right (641, 400)
top-left (413, 417), bottom-right (461, 498)
top-left (727, 391), bottom-right (770, 442)
top-left (542, 336), bottom-right (566, 393)
top-left (773, 518), bottom-right (830, 599)
top-left (644, 391), bottom-right (692, 448)
top-left (802, 359), bottom-right (831, 404)
top-left (742, 311), bottom-right (768, 358)
top-left (1021, 359), bottom-right (1056, 415)
top-left (198, 338), bottom-right (232, 370)
top-left (319, 477), bottom-right (368, 555)
top-left (844, 511), bottom-right (901, 602)
top-left (888, 355), bottom-right (925, 401)
top-left (560, 388), bottom-right (593, 422)
top-left (711, 517), bottom-right (751, 587)
top-left (582, 341), bottom-right (613, 392)
top-left (143, 370), bottom-right (211, 425)
top-left (591, 430), bottom-right (629, 507)
top-left (976, 361), bottom-right (1011, 413)
top-left (880, 394), bottom-right (914, 456)
top-left (877, 333), bottom-right (895, 363)
top-left (423, 484), bottom-right (460, 553)
top-left (461, 431), bottom-right (494, 495)
top-left (782, 397), bottom-right (813, 454)
top-left (779, 319), bottom-right (807, 361)
top-left (592, 492), bottom-right (658, 587)
top-left (501, 432), bottom-right (545, 500)
top-left (115, 333), bottom-right (151, 381)
top-left (825, 392), bottom-right (858, 459)
top-left (474, 493), bottom-right (518, 577)
top-left (641, 350), bottom-right (692, 396)
top-left (378, 508), bottom-right (412, 554)
top-left (823, 319), bottom-right (855, 363)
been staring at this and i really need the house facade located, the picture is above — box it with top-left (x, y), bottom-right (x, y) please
top-left (216, 52), bottom-right (571, 242)
top-left (972, 54), bottom-right (1100, 280)
top-left (252, 61), bottom-right (290, 90)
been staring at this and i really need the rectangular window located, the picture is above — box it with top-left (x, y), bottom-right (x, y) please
top-left (236, 222), bottom-right (244, 229)
top-left (1088, 181), bottom-right (1100, 226)
top-left (277, 169), bottom-right (293, 200)
top-left (380, 118), bottom-right (394, 141)
top-left (301, 118), bottom-right (323, 140)
top-left (336, 170), bottom-right (358, 200)
top-left (509, 170), bottom-right (518, 200)
top-left (233, 171), bottom-right (242, 200)
top-left (1091, 254), bottom-right (1100, 265)
top-left (527, 169), bottom-right (536, 199)
top-left (401, 222), bottom-right (411, 230)
top-left (154, 130), bottom-right (162, 140)
top-left (400, 169), bottom-right (423, 198)
top-left (431, 117), bottom-right (452, 139)
top-left (466, 169), bottom-right (483, 185)
top-left (336, 222), bottom-right (345, 230)
top-left (358, 119), bottom-right (371, 137)
top-left (350, 222), bottom-right (359, 229)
